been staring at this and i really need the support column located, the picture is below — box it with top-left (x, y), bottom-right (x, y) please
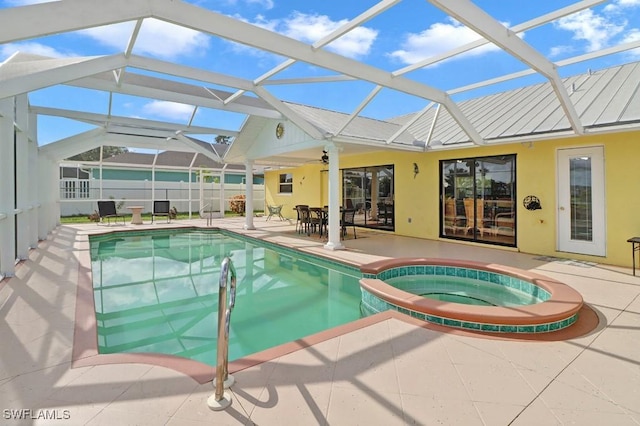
top-left (243, 160), bottom-right (255, 230)
top-left (324, 144), bottom-right (344, 250)
top-left (37, 155), bottom-right (58, 239)
top-left (28, 109), bottom-right (39, 248)
top-left (220, 164), bottom-right (227, 217)
top-left (0, 98), bottom-right (16, 277)
top-left (16, 94), bottom-right (30, 260)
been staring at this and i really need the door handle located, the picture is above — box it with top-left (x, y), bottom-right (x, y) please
top-left (559, 206), bottom-right (565, 211)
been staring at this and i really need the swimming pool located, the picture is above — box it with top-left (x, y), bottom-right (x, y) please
top-left (89, 229), bottom-right (362, 365)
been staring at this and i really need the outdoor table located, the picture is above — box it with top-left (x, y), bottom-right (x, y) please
top-left (627, 237), bottom-right (640, 275)
top-left (127, 206), bottom-right (144, 225)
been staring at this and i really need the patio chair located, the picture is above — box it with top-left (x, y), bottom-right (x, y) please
top-left (377, 202), bottom-right (394, 225)
top-left (294, 205), bottom-right (311, 234)
top-left (97, 200), bottom-right (126, 225)
top-left (152, 200), bottom-right (171, 223)
top-left (341, 208), bottom-right (357, 239)
top-left (345, 198), bottom-right (354, 210)
top-left (463, 198), bottom-right (491, 237)
top-left (444, 198), bottom-right (465, 234)
top-left (266, 204), bottom-right (285, 221)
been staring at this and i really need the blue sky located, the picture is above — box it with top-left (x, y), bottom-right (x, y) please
top-left (2, 0), bottom-right (640, 147)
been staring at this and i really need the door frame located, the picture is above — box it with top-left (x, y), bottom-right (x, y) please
top-left (556, 145), bottom-right (606, 256)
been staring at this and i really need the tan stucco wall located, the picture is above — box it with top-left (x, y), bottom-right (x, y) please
top-left (264, 131), bottom-right (640, 268)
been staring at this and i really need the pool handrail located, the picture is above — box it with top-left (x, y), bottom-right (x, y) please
top-left (209, 256), bottom-right (237, 410)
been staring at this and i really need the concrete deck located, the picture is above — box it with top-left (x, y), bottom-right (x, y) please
top-left (0, 217), bottom-right (638, 425)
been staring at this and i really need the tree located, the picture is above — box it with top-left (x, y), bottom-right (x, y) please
top-left (67, 146), bottom-right (128, 161)
top-left (215, 135), bottom-right (232, 144)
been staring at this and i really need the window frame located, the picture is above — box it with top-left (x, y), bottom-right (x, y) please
top-left (278, 173), bottom-right (293, 194)
top-left (439, 154), bottom-right (516, 247)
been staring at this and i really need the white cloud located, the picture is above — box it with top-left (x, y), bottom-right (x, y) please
top-left (1, 42), bottom-right (71, 60)
top-left (604, 0), bottom-right (640, 12)
top-left (80, 18), bottom-right (210, 60)
top-left (142, 101), bottom-right (196, 120)
top-left (554, 9), bottom-right (624, 52)
top-left (245, 0), bottom-right (274, 9)
top-left (236, 12), bottom-right (378, 59)
top-left (622, 28), bottom-right (640, 58)
top-left (548, 45), bottom-right (574, 58)
top-left (388, 18), bottom-right (500, 65)
top-left (281, 12), bottom-right (378, 58)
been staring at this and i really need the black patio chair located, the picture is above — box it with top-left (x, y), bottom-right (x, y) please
top-left (341, 208), bottom-right (357, 239)
top-left (152, 200), bottom-right (171, 223)
top-left (294, 205), bottom-right (309, 233)
top-left (97, 200), bottom-right (125, 225)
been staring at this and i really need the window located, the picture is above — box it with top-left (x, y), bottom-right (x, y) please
top-left (440, 155), bottom-right (516, 246)
top-left (279, 173), bottom-right (293, 194)
top-left (60, 179), bottom-right (90, 199)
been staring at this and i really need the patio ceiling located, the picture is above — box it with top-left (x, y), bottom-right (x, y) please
top-left (2, 0), bottom-right (639, 166)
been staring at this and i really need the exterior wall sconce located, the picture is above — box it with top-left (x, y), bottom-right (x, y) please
top-left (523, 195), bottom-right (542, 210)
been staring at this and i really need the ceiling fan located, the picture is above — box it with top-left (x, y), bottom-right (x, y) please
top-left (304, 150), bottom-right (329, 165)
top-left (321, 150), bottom-right (329, 164)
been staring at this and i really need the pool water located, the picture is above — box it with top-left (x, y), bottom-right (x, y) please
top-left (89, 230), bottom-right (362, 365)
top-left (385, 275), bottom-right (544, 307)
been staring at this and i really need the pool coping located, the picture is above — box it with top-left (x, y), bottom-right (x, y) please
top-left (71, 226), bottom-right (597, 384)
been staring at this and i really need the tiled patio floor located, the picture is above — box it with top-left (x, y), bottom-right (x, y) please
top-left (0, 217), bottom-right (638, 425)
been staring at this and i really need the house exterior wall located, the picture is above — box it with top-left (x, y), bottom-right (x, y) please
top-left (264, 131), bottom-right (640, 268)
top-left (265, 164), bottom-right (329, 219)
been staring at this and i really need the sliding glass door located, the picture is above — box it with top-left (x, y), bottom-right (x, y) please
top-left (343, 164), bottom-right (394, 231)
top-left (441, 155), bottom-right (516, 246)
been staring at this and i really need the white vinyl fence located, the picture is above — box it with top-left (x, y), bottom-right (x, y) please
top-left (59, 178), bottom-right (265, 217)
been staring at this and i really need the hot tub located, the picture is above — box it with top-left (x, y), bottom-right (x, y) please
top-left (359, 258), bottom-right (583, 334)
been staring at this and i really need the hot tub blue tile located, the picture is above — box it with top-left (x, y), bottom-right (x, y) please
top-left (500, 325), bottom-right (518, 333)
top-left (443, 318), bottom-right (461, 327)
top-left (481, 324), bottom-right (500, 332)
top-left (426, 315), bottom-right (443, 324)
top-left (462, 321), bottom-right (482, 330)
top-left (435, 266), bottom-right (446, 276)
top-left (548, 321), bottom-right (561, 331)
top-left (517, 325), bottom-right (535, 333)
top-left (535, 324), bottom-right (549, 332)
top-left (425, 266), bottom-right (434, 275)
